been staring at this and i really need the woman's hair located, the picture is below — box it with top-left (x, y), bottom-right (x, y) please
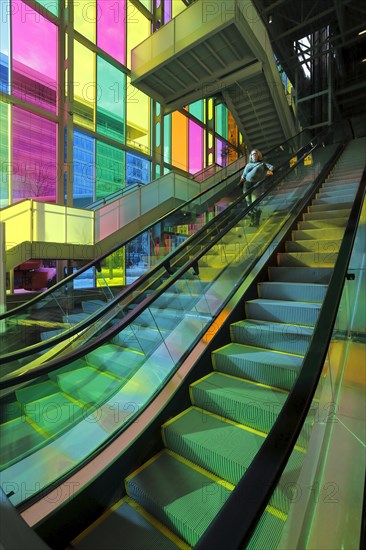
top-left (249, 149), bottom-right (263, 161)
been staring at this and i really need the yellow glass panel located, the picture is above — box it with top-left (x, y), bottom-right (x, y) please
top-left (208, 99), bottom-right (213, 120)
top-left (172, 0), bottom-right (186, 18)
top-left (172, 112), bottom-right (188, 171)
top-left (74, 41), bottom-right (95, 131)
top-left (126, 76), bottom-right (150, 154)
top-left (74, 0), bottom-right (96, 43)
top-left (127, 5), bottom-right (150, 70)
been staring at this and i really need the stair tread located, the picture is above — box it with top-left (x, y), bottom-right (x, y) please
top-left (74, 500), bottom-right (184, 550)
top-left (126, 450), bottom-right (232, 547)
top-left (214, 342), bottom-right (304, 365)
top-left (247, 298), bottom-right (321, 308)
top-left (233, 319), bottom-right (314, 333)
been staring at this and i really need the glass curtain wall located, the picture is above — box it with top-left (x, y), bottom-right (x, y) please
top-left (0, 0), bottom-right (241, 289)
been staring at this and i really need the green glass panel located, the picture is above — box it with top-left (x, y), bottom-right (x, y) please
top-left (0, 101), bottom-right (9, 207)
top-left (95, 141), bottom-right (125, 200)
top-left (35, 0), bottom-right (59, 16)
top-left (97, 57), bottom-right (125, 143)
top-left (216, 104), bottom-right (228, 139)
top-left (189, 100), bottom-right (204, 122)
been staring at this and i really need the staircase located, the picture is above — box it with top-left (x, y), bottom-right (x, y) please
top-left (71, 138), bottom-right (365, 549)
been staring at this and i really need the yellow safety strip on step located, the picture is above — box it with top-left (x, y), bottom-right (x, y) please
top-left (190, 406), bottom-right (306, 455)
top-left (166, 449), bottom-right (235, 491)
top-left (24, 416), bottom-right (52, 439)
top-left (72, 496), bottom-right (128, 544)
top-left (204, 370), bottom-right (290, 394)
top-left (191, 406), bottom-right (267, 439)
top-left (266, 504), bottom-right (287, 522)
top-left (214, 342), bottom-right (305, 359)
top-left (127, 497), bottom-right (191, 550)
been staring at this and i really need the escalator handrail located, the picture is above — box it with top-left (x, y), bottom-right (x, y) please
top-left (0, 137), bottom-right (319, 365)
top-left (0, 129), bottom-right (314, 320)
top-left (193, 162), bottom-right (366, 549)
top-left (0, 139), bottom-right (327, 386)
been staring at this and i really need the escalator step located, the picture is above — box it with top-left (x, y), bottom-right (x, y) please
top-left (85, 343), bottom-right (146, 378)
top-left (0, 417), bottom-right (46, 468)
top-left (212, 343), bottom-right (303, 391)
top-left (24, 392), bottom-right (85, 435)
top-left (230, 319), bottom-right (314, 356)
top-left (277, 251), bottom-right (337, 267)
top-left (298, 218), bottom-right (348, 229)
top-left (245, 299), bottom-right (321, 326)
top-left (258, 282), bottom-right (327, 302)
top-left (190, 371), bottom-right (290, 437)
top-left (73, 498), bottom-right (187, 550)
top-left (126, 450), bottom-right (232, 547)
top-left (268, 267), bottom-right (333, 284)
top-left (308, 202), bottom-right (353, 212)
top-left (292, 227), bottom-right (345, 239)
top-left (285, 239), bottom-right (342, 253)
top-left (163, 407), bottom-right (304, 515)
top-left (57, 366), bottom-right (123, 404)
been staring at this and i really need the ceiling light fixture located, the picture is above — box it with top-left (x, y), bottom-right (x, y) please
top-left (269, 15), bottom-right (273, 24)
top-left (358, 29), bottom-right (366, 35)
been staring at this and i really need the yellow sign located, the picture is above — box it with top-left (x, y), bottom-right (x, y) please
top-left (304, 153), bottom-right (313, 166)
top-left (290, 156), bottom-right (297, 167)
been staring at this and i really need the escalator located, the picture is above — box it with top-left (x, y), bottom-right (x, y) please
top-left (0, 136), bottom-right (364, 548)
top-left (0, 132), bottom-right (312, 365)
top-left (66, 137), bottom-right (365, 549)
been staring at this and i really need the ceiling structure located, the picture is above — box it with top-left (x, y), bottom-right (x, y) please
top-left (251, 0), bottom-right (366, 131)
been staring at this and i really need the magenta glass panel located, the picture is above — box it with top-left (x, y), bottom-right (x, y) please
top-left (12, 107), bottom-right (57, 202)
top-left (164, 0), bottom-right (172, 23)
top-left (189, 120), bottom-right (203, 174)
top-left (97, 0), bottom-right (126, 65)
top-left (12, 0), bottom-right (58, 113)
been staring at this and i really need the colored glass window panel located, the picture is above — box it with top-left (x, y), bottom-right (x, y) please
top-left (172, 0), bottom-right (186, 17)
top-left (164, 0), bottom-right (172, 23)
top-left (126, 5), bottom-right (150, 70)
top-left (189, 100), bottom-right (204, 123)
top-left (126, 77), bottom-right (150, 154)
top-left (74, 41), bottom-right (95, 131)
top-left (0, 0), bottom-right (10, 94)
top-left (75, 0), bottom-right (96, 43)
top-left (97, 0), bottom-right (126, 65)
top-left (216, 104), bottom-right (228, 139)
top-left (188, 120), bottom-right (203, 175)
top-left (97, 56), bottom-right (125, 143)
top-left (35, 0), bottom-right (59, 16)
top-left (164, 114), bottom-right (171, 164)
top-left (172, 111), bottom-right (188, 172)
top-left (0, 101), bottom-right (10, 207)
top-left (12, 1), bottom-right (58, 113)
top-left (138, 0), bottom-right (151, 11)
top-left (12, 107), bottom-right (57, 202)
top-left (216, 138), bottom-right (229, 167)
top-left (96, 141), bottom-right (125, 200)
top-left (126, 151), bottom-right (150, 185)
top-left (73, 130), bottom-right (94, 207)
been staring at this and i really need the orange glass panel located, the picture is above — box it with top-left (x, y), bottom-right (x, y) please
top-left (172, 111), bottom-right (188, 171)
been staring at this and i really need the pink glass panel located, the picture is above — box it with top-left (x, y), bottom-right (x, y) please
top-left (97, 0), bottom-right (126, 65)
top-left (12, 107), bottom-right (57, 201)
top-left (189, 120), bottom-right (203, 174)
top-left (12, 0), bottom-right (58, 113)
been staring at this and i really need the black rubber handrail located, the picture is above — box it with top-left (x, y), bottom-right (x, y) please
top-left (0, 129), bottom-right (313, 320)
top-left (0, 138), bottom-right (328, 387)
top-left (193, 164), bottom-right (366, 549)
top-left (0, 136), bottom-right (319, 365)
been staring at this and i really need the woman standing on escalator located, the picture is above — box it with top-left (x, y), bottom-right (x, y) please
top-left (239, 149), bottom-right (274, 226)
